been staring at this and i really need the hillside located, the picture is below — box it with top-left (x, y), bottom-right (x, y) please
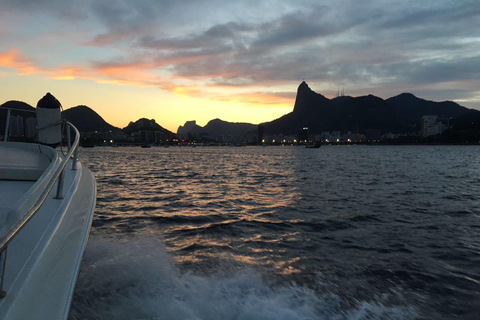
top-left (386, 93), bottom-right (470, 125)
top-left (123, 118), bottom-right (175, 136)
top-left (177, 120), bottom-right (204, 137)
top-left (0, 100), bottom-right (35, 111)
top-left (62, 105), bottom-right (119, 133)
top-left (204, 119), bottom-right (256, 136)
top-left (263, 82), bottom-right (477, 135)
top-left (177, 119), bottom-right (256, 140)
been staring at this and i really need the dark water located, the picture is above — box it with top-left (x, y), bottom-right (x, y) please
top-left (69, 145), bottom-right (480, 320)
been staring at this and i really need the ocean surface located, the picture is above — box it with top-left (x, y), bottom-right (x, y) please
top-left (69, 145), bottom-right (480, 320)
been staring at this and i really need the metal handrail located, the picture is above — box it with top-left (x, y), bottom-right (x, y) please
top-left (0, 107), bottom-right (36, 113)
top-left (0, 117), bottom-right (80, 297)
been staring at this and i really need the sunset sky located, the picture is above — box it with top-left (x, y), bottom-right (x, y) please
top-left (1, 0), bottom-right (479, 132)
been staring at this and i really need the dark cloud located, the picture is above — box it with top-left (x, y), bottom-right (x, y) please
top-left (2, 0), bottom-right (88, 20)
top-left (380, 1), bottom-right (480, 29)
top-left (126, 1), bottom-right (477, 87)
top-left (249, 4), bottom-right (380, 52)
top-left (137, 22), bottom-right (251, 50)
top-left (392, 56), bottom-right (480, 84)
top-left (412, 88), bottom-right (474, 102)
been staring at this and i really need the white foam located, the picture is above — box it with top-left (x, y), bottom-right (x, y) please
top-left (69, 233), bottom-right (416, 320)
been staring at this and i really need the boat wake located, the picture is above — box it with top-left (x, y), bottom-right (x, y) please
top-left (69, 233), bottom-right (416, 320)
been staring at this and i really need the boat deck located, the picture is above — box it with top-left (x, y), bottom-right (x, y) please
top-left (0, 142), bottom-right (52, 230)
top-left (0, 181), bottom-right (35, 207)
top-left (0, 143), bottom-right (51, 181)
top-left (0, 180), bottom-right (36, 229)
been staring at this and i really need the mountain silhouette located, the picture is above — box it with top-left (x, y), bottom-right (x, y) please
top-left (177, 119), bottom-right (256, 140)
top-left (177, 120), bottom-right (203, 137)
top-left (386, 93), bottom-right (469, 125)
top-left (292, 81), bottom-right (331, 115)
top-left (2, 84), bottom-right (477, 141)
top-left (264, 81), bottom-right (475, 135)
top-left (62, 105), bottom-right (119, 133)
top-left (123, 118), bottom-right (175, 137)
top-left (203, 119), bottom-right (256, 136)
top-left (0, 100), bottom-right (35, 112)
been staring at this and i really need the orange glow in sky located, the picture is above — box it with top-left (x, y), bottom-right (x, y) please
top-left (0, 49), bottom-right (294, 132)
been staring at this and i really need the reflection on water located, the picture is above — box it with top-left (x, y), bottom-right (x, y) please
top-left (75, 145), bottom-right (480, 320)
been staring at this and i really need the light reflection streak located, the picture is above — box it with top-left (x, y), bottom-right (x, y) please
top-left (81, 147), bottom-right (311, 275)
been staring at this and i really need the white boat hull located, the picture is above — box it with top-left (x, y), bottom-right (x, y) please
top-left (0, 149), bottom-right (96, 319)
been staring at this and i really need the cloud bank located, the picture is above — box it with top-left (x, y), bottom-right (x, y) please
top-left (1, 0), bottom-right (480, 108)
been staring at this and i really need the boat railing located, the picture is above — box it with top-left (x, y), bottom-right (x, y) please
top-left (1, 107), bottom-right (35, 142)
top-left (0, 107), bottom-right (80, 298)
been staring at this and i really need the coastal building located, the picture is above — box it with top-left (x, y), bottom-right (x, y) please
top-left (421, 115), bottom-right (447, 137)
top-left (112, 131), bottom-right (129, 141)
top-left (298, 127), bottom-right (309, 143)
top-left (342, 132), bottom-right (365, 143)
top-left (320, 132), bottom-right (330, 142)
top-left (366, 129), bottom-right (381, 142)
top-left (284, 135), bottom-right (297, 143)
top-left (257, 125), bottom-right (264, 145)
top-left (331, 131), bottom-right (341, 142)
top-left (154, 131), bottom-right (167, 143)
top-left (132, 132), bottom-right (141, 142)
top-left (265, 134), bottom-right (284, 144)
top-left (245, 131), bottom-right (258, 144)
top-left (382, 132), bottom-right (396, 140)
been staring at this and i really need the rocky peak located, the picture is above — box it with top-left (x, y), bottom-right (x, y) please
top-left (293, 81), bottom-right (330, 114)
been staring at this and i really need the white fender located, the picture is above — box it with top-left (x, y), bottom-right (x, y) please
top-left (36, 93), bottom-right (62, 147)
